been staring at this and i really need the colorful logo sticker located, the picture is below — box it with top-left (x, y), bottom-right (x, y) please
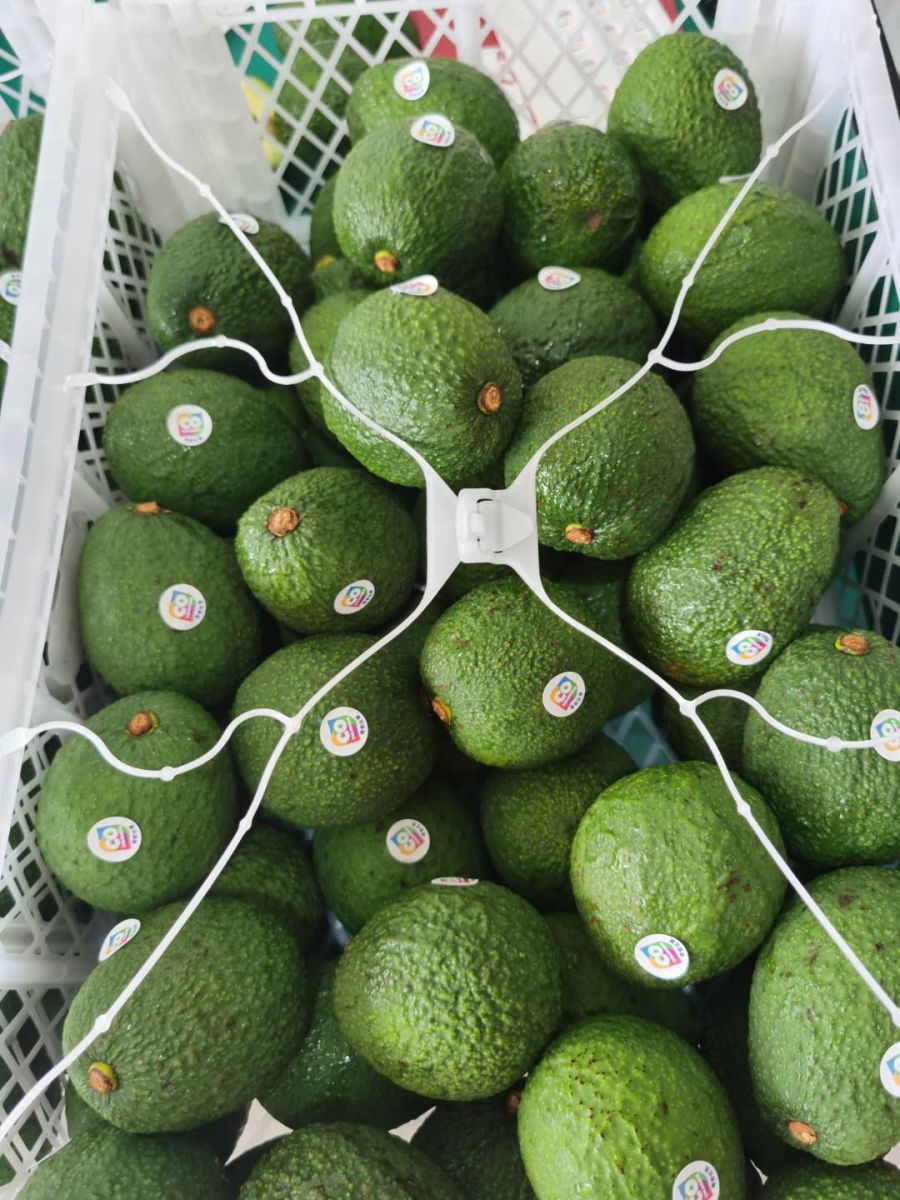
top-left (390, 274), bottom-right (439, 297)
top-left (333, 579), bottom-right (376, 615)
top-left (319, 707), bottom-right (368, 757)
top-left (431, 877), bottom-right (479, 887)
top-left (672, 1160), bottom-right (719, 1200)
top-left (542, 671), bottom-right (586, 718)
top-left (219, 212), bottom-right (259, 235)
top-left (871, 709), bottom-right (900, 763)
top-left (158, 583), bottom-right (207, 631)
top-left (725, 629), bottom-right (773, 667)
top-left (386, 818), bottom-right (431, 864)
top-left (166, 405), bottom-right (213, 448)
top-left (634, 933), bottom-right (690, 981)
top-left (393, 60), bottom-right (430, 101)
top-left (0, 271), bottom-right (22, 305)
top-left (853, 383), bottom-right (880, 430)
top-left (410, 113), bottom-right (455, 148)
top-left (87, 817), bottom-right (142, 863)
top-left (880, 1042), bottom-right (900, 1097)
top-left (537, 265), bottom-right (581, 291)
top-left (713, 68), bottom-right (748, 110)
top-left (98, 918), bottom-right (141, 962)
top-left (554, 5), bottom-right (577, 28)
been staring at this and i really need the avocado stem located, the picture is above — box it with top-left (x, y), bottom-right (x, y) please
top-left (132, 501), bottom-right (162, 516)
top-left (505, 1089), bottom-right (522, 1115)
top-left (267, 507), bottom-right (301, 537)
top-left (836, 633), bottom-right (869, 657)
top-left (189, 305), bottom-right (216, 334)
top-left (374, 249), bottom-right (399, 275)
top-left (126, 711), bottom-right (157, 737)
top-left (315, 253), bottom-right (336, 270)
top-left (431, 697), bottom-right (451, 726)
top-left (87, 1063), bottom-right (118, 1095)
top-left (787, 1119), bottom-right (816, 1146)
top-left (586, 210), bottom-right (603, 229)
top-left (564, 524), bottom-right (594, 546)
top-left (476, 383), bottom-right (502, 414)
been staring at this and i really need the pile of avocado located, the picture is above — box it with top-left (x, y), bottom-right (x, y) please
top-left (7, 19), bottom-right (900, 1200)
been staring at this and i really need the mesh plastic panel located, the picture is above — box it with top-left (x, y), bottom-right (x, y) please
top-left (0, 988), bottom-right (66, 1186)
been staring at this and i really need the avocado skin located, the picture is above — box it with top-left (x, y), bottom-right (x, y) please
top-left (627, 467), bottom-right (841, 686)
top-left (288, 288), bottom-right (371, 434)
top-left (0, 284), bottom-right (15, 393)
top-left (761, 1160), bottom-right (900, 1198)
top-left (0, 114), bottom-right (42, 265)
top-left (414, 1094), bottom-right (536, 1200)
top-left (659, 676), bottom-right (758, 768)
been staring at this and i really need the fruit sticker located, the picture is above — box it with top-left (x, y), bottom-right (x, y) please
top-left (0, 270), bottom-right (22, 305)
top-left (537, 266), bottom-right (581, 291)
top-left (393, 60), bottom-right (430, 101)
top-left (634, 933), bottom-right (690, 981)
top-left (713, 68), bottom-right (748, 110)
top-left (333, 579), bottom-right (375, 615)
top-left (880, 1042), bottom-right (900, 1097)
top-left (166, 405), bottom-right (213, 448)
top-left (431, 877), bottom-right (478, 887)
top-left (386, 818), bottom-right (431, 864)
top-left (410, 113), bottom-right (455, 148)
top-left (725, 629), bottom-right (773, 667)
top-left (219, 212), bottom-right (259, 235)
top-left (672, 1160), bottom-right (719, 1200)
top-left (853, 383), bottom-right (880, 430)
top-left (390, 275), bottom-right (438, 297)
top-left (319, 707), bottom-right (368, 758)
top-left (871, 709), bottom-right (900, 762)
top-left (87, 817), bottom-right (142, 863)
top-left (158, 583), bottom-right (207, 631)
top-left (542, 671), bottom-right (586, 717)
top-left (98, 918), bottom-right (141, 962)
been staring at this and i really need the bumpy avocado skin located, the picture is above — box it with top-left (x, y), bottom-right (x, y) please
top-left (288, 288), bottom-right (371, 433)
top-left (0, 114), bottom-right (43, 264)
top-left (761, 1160), bottom-right (900, 1198)
top-left (414, 1094), bottom-right (536, 1200)
top-left (659, 676), bottom-right (758, 768)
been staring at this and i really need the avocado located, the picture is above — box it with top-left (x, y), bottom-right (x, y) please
top-left (480, 732), bottom-right (634, 910)
top-left (0, 114), bottom-right (42, 264)
top-left (347, 57), bottom-right (519, 166)
top-left (518, 1014), bottom-right (746, 1199)
top-left (503, 356), bottom-right (695, 558)
top-left (691, 313), bottom-right (885, 523)
top-left (64, 897), bottom-right (307, 1132)
top-left (311, 255), bottom-right (369, 299)
top-left (227, 1138), bottom-right (284, 1196)
top-left (659, 676), bottom-right (758, 768)
top-left (762, 1161), bottom-right (900, 1198)
top-left (78, 501), bottom-right (262, 708)
top-left (414, 1092), bottom-right (535, 1200)
top-left (274, 9), bottom-right (417, 61)
top-left (749, 867), bottom-right (900, 1164)
top-left (742, 627), bottom-right (900, 866)
top-left (211, 823), bottom-right (322, 948)
top-left (147, 212), bottom-right (312, 375)
top-left (571, 761), bottom-right (786, 986)
top-left (488, 267), bottom-right (659, 392)
top-left (639, 183), bottom-right (845, 345)
top-left (35, 690), bottom-right (237, 913)
top-left (103, 369), bottom-right (308, 532)
top-left (288, 288), bottom-right (371, 434)
top-left (238, 1122), bottom-right (462, 1199)
top-left (0, 277), bottom-right (16, 394)
top-left (333, 120), bottom-right (502, 288)
top-left (421, 577), bottom-right (623, 769)
top-left (627, 467), bottom-right (841, 686)
top-left (18, 1127), bottom-right (232, 1199)
top-left (500, 123), bottom-right (642, 275)
top-left (236, 467), bottom-right (418, 633)
top-left (607, 32), bottom-right (762, 211)
top-left (313, 777), bottom-right (489, 933)
top-left (260, 961), bottom-right (426, 1130)
top-left (304, 424), bottom-right (361, 468)
top-left (326, 286), bottom-right (522, 487)
top-left (231, 634), bottom-right (437, 828)
top-left (334, 880), bottom-right (561, 1100)
top-left (310, 174), bottom-right (340, 263)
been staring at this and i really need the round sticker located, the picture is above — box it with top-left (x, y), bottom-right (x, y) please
top-left (158, 584), bottom-right (207, 631)
top-left (431, 877), bottom-right (478, 887)
top-left (393, 60), bottom-right (430, 101)
top-left (853, 383), bottom-right (880, 430)
top-left (672, 1160), bottom-right (719, 1200)
top-left (87, 817), bottom-right (142, 863)
top-left (871, 709), bottom-right (900, 762)
top-left (410, 113), bottom-right (455, 148)
top-left (390, 275), bottom-right (439, 297)
top-left (319, 707), bottom-right (368, 757)
top-left (0, 271), bottom-right (22, 305)
top-left (542, 671), bottom-right (586, 717)
top-left (713, 68), bottom-right (749, 110)
top-left (219, 212), bottom-right (259, 235)
top-left (634, 933), bottom-right (690, 981)
top-left (725, 629), bottom-right (773, 667)
top-left (166, 404), bottom-right (213, 448)
top-left (537, 266), bottom-right (581, 291)
top-left (386, 818), bottom-right (431, 864)
top-left (880, 1042), bottom-right (900, 1097)
top-left (98, 918), bottom-right (141, 962)
top-left (333, 579), bottom-right (376, 615)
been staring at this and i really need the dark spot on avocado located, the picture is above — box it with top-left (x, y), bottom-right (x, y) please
top-left (838, 892), bottom-right (857, 908)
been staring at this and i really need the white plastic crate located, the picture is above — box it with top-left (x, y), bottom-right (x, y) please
top-left (1, 0), bottom-right (899, 1190)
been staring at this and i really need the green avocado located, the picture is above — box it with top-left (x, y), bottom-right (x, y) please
top-left (761, 1161), bottom-right (900, 1198)
top-left (326, 286), bottom-right (523, 487)
top-left (231, 634), bottom-right (437, 828)
top-left (310, 174), bottom-right (340, 263)
top-left (627, 467), bottom-right (841, 686)
top-left (518, 1014), bottom-right (746, 1200)
top-left (0, 113), bottom-right (42, 264)
top-left (500, 123), bottom-right (642, 274)
top-left (749, 867), bottom-right (900, 1164)
top-left (288, 288), bottom-right (371, 434)
top-left (103, 369), bottom-right (308, 532)
top-left (503, 356), bottom-right (695, 558)
top-left (311, 255), bottom-right (369, 299)
top-left (63, 897), bottom-right (307, 1132)
top-left (414, 1093), bottom-right (535, 1200)
top-left (334, 880), bottom-right (562, 1100)
top-left (0, 280), bottom-right (16, 394)
top-left (35, 690), bottom-right (237, 913)
top-left (607, 33), bottom-right (762, 212)
top-left (658, 676), bottom-right (758, 768)
top-left (571, 760), bottom-right (786, 986)
top-left (147, 212), bottom-right (312, 374)
top-left (78, 501), bottom-right (262, 708)
top-left (639, 183), bottom-right (845, 345)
